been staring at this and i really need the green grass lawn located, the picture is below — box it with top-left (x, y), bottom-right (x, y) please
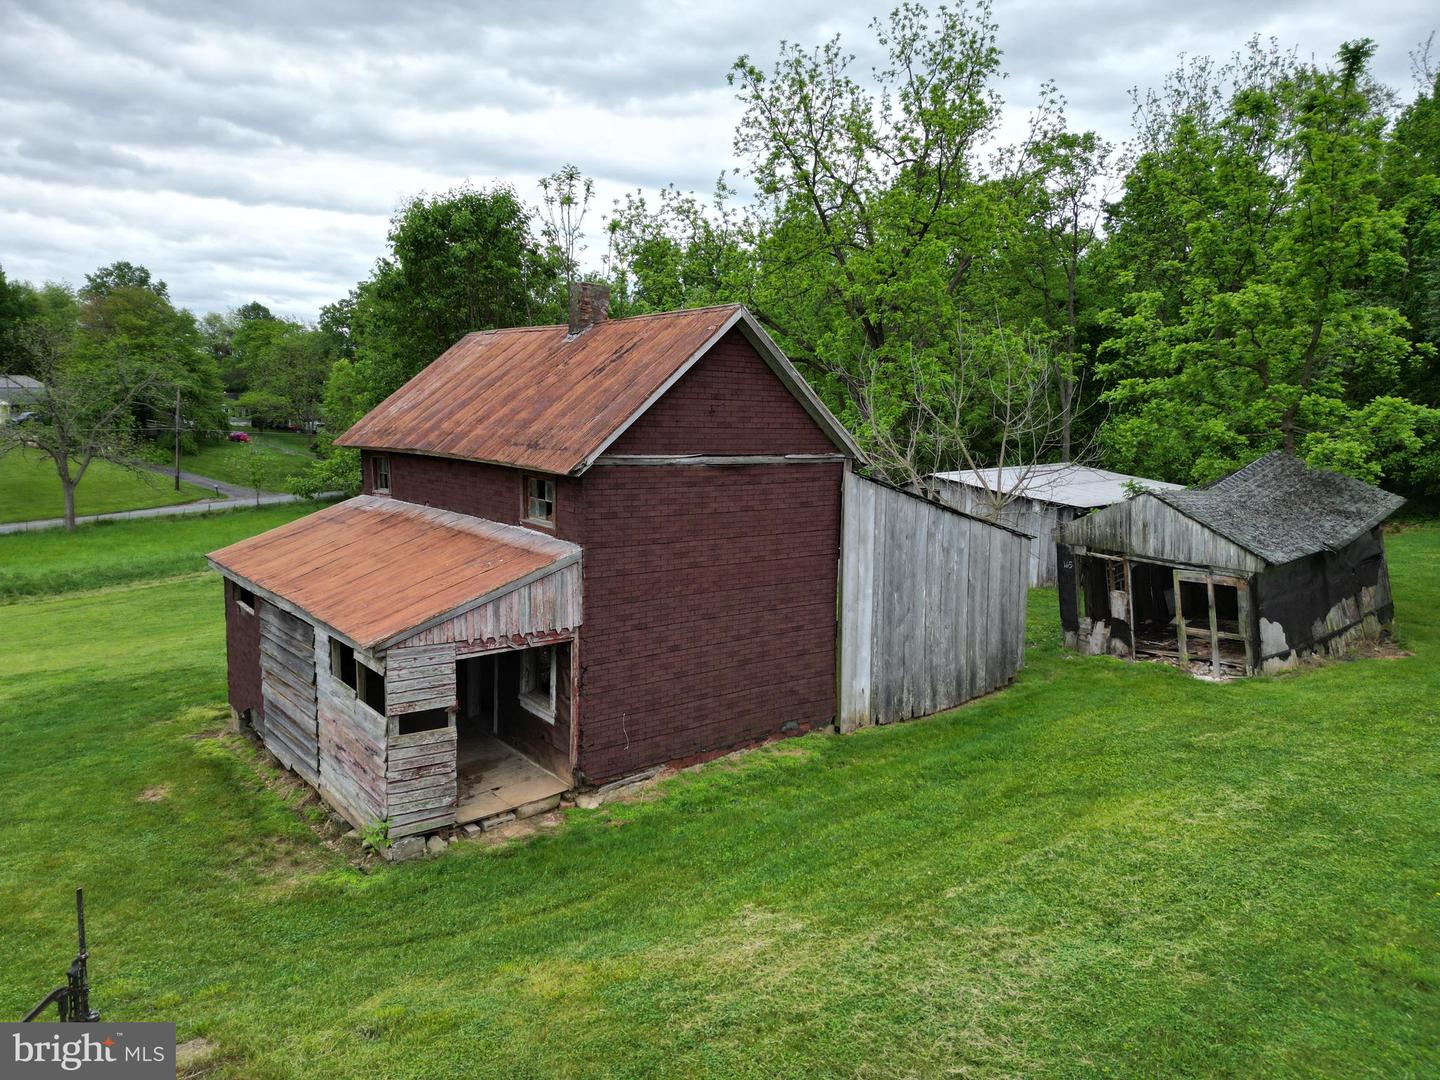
top-left (181, 431), bottom-right (317, 491)
top-left (0, 511), bottom-right (1436, 1078)
top-left (0, 503), bottom-right (319, 600)
top-left (0, 448), bottom-right (212, 524)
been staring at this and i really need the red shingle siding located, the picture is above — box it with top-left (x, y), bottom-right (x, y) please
top-left (605, 327), bottom-right (838, 457)
top-left (224, 578), bottom-right (262, 722)
top-left (575, 463), bottom-right (842, 782)
top-left (365, 451), bottom-right (583, 543)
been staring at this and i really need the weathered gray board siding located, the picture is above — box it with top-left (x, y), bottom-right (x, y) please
top-left (386, 642), bottom-right (458, 715)
top-left (1062, 494), bottom-right (1265, 574)
top-left (395, 562), bottom-right (582, 653)
top-left (839, 473), bottom-right (1029, 731)
top-left (934, 479), bottom-right (1067, 587)
top-left (258, 604), bottom-right (319, 784)
top-left (314, 631), bottom-right (386, 828)
top-left (386, 724), bottom-right (459, 839)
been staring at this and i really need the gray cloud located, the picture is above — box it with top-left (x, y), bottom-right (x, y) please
top-left (0, 0), bottom-right (1433, 317)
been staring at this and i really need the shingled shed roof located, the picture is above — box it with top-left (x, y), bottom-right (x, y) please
top-left (207, 496), bottom-right (579, 650)
top-left (1154, 452), bottom-right (1405, 565)
top-left (335, 304), bottom-right (861, 474)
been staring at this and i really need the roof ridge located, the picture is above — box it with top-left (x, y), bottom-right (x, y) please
top-left (468, 302), bottom-right (744, 337)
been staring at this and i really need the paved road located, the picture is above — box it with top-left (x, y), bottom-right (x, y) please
top-left (138, 462), bottom-right (279, 501)
top-left (0, 491), bottom-right (339, 534)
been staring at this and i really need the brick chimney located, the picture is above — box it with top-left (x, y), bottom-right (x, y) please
top-left (568, 281), bottom-right (610, 335)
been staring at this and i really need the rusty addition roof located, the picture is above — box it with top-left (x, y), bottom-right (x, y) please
top-left (207, 496), bottom-right (579, 650)
top-left (335, 304), bottom-right (861, 474)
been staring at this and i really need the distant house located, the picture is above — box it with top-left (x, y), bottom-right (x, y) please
top-left (208, 285), bottom-right (1031, 839)
top-left (0, 374), bottom-right (44, 412)
top-left (1056, 452), bottom-right (1404, 676)
top-left (929, 463), bottom-right (1182, 586)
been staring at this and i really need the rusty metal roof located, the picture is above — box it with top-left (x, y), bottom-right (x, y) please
top-left (207, 496), bottom-right (579, 650)
top-left (334, 304), bottom-right (861, 473)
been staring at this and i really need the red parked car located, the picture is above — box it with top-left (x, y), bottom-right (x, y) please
top-left (228, 431), bottom-right (251, 443)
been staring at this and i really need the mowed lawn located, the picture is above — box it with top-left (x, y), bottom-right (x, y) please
top-left (0, 448), bottom-right (211, 523)
top-left (0, 511), bottom-right (1436, 1078)
top-left (180, 431), bottom-right (317, 492)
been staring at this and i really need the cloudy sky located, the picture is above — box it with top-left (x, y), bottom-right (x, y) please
top-left (1, 0), bottom-right (1433, 319)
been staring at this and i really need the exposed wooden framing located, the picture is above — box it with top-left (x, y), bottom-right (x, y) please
top-left (1173, 569), bottom-right (1188, 667)
top-left (1206, 579), bottom-right (1221, 678)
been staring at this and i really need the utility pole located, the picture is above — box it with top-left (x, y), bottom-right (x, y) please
top-left (173, 387), bottom-right (182, 491)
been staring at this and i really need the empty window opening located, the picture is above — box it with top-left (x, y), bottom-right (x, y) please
top-left (524, 474), bottom-right (555, 525)
top-left (235, 585), bottom-right (256, 613)
top-left (373, 455), bottom-right (391, 493)
top-left (358, 662), bottom-right (385, 714)
top-left (519, 645), bottom-right (556, 722)
top-left (396, 708), bottom-right (449, 736)
top-left (330, 639), bottom-right (357, 691)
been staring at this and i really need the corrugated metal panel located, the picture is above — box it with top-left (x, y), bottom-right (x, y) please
top-left (335, 306), bottom-right (743, 475)
top-left (208, 495), bottom-right (580, 650)
top-left (931, 463), bottom-right (1183, 509)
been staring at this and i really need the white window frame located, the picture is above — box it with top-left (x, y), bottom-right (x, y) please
top-left (518, 646), bottom-right (557, 723)
top-left (373, 455), bottom-right (391, 494)
top-left (523, 474), bottom-right (555, 527)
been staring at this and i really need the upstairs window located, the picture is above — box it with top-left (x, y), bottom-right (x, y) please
top-left (519, 645), bottom-right (556, 722)
top-left (330, 639), bottom-right (357, 690)
top-left (372, 455), bottom-right (391, 493)
top-left (524, 474), bottom-right (555, 526)
top-left (234, 584), bottom-right (256, 614)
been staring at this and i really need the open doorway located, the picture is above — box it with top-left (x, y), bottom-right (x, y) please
top-left (452, 647), bottom-right (572, 825)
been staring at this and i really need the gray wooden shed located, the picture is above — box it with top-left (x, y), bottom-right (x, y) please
top-left (1056, 453), bottom-right (1404, 676)
top-left (929, 464), bottom-right (1181, 586)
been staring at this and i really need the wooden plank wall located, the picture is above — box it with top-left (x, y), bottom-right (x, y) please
top-left (1061, 495), bottom-right (1264, 574)
top-left (934, 480), bottom-right (1062, 586)
top-left (386, 726), bottom-right (458, 839)
top-left (258, 604), bottom-right (319, 784)
top-left (386, 642), bottom-right (457, 714)
top-left (314, 632), bottom-right (386, 828)
top-left (397, 563), bottom-right (582, 653)
top-left (839, 474), bottom-right (1030, 732)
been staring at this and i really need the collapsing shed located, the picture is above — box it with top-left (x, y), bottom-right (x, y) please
top-left (1056, 453), bottom-right (1404, 676)
top-left (930, 464), bottom-right (1181, 586)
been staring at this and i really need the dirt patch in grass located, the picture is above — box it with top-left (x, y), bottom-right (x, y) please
top-left (137, 785), bottom-right (170, 803)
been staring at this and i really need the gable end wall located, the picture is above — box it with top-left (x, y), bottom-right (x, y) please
top-left (605, 326), bottom-right (837, 457)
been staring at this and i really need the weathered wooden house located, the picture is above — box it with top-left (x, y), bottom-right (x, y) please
top-left (930, 464), bottom-right (1181, 586)
top-left (209, 286), bottom-right (1031, 837)
top-left (1056, 452), bottom-right (1404, 676)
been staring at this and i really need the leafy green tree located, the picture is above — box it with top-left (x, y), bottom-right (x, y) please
top-left (727, 1), bottom-right (1076, 477)
top-left (232, 317), bottom-right (332, 432)
top-left (1384, 47), bottom-right (1440, 410)
top-left (539, 164), bottom-right (595, 290)
top-left (297, 184), bottom-right (560, 497)
top-left (1099, 39), bottom-right (1438, 488)
top-left (0, 295), bottom-right (161, 530)
top-left (80, 260), bottom-right (168, 301)
top-left (604, 180), bottom-right (753, 314)
top-left (71, 283), bottom-right (227, 451)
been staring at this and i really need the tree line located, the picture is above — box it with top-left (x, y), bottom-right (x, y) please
top-left (3, 2), bottom-right (1437, 520)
